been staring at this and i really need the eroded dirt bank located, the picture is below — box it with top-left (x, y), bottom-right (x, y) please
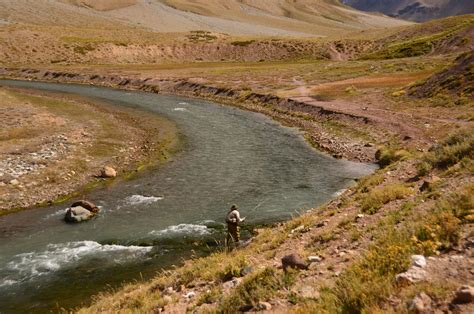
top-left (0, 86), bottom-right (178, 214)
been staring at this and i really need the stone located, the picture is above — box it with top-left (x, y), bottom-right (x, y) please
top-left (420, 176), bottom-right (440, 192)
top-left (411, 255), bottom-right (427, 268)
top-left (9, 179), bottom-right (20, 186)
top-left (240, 266), bottom-right (254, 276)
top-left (452, 285), bottom-right (474, 304)
top-left (291, 225), bottom-right (305, 234)
top-left (184, 291), bottom-right (196, 299)
top-left (71, 200), bottom-right (99, 213)
top-left (282, 253), bottom-right (308, 271)
top-left (256, 301), bottom-right (272, 311)
top-left (100, 166), bottom-right (117, 178)
top-left (163, 287), bottom-right (174, 295)
top-left (0, 173), bottom-right (14, 184)
top-left (65, 206), bottom-right (96, 223)
top-left (299, 286), bottom-right (320, 299)
top-left (223, 278), bottom-right (242, 290)
top-left (308, 255), bottom-right (323, 263)
top-left (355, 214), bottom-right (365, 221)
top-left (409, 292), bottom-right (432, 313)
top-left (396, 267), bottom-right (428, 285)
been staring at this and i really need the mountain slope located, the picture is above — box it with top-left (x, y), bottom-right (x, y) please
top-left (0, 0), bottom-right (411, 37)
top-left (343, 0), bottom-right (474, 22)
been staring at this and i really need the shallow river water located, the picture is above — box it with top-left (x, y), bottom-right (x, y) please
top-left (0, 80), bottom-right (376, 312)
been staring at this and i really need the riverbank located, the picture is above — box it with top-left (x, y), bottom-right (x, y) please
top-left (0, 86), bottom-right (179, 215)
top-left (0, 67), bottom-right (385, 162)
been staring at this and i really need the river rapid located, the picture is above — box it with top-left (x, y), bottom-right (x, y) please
top-left (0, 80), bottom-right (376, 312)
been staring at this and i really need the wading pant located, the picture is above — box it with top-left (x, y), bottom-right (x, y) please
top-left (226, 223), bottom-right (240, 244)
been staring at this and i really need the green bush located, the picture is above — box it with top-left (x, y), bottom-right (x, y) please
top-left (375, 146), bottom-right (410, 168)
top-left (361, 184), bottom-right (412, 214)
top-left (419, 128), bottom-right (474, 174)
top-left (333, 232), bottom-right (412, 313)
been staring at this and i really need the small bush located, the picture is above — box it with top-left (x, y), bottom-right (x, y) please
top-left (361, 184), bottom-right (412, 214)
top-left (332, 232), bottom-right (412, 312)
top-left (412, 184), bottom-right (473, 254)
top-left (375, 146), bottom-right (410, 168)
top-left (197, 287), bottom-right (222, 305)
top-left (422, 129), bottom-right (474, 171)
top-left (217, 267), bottom-right (295, 312)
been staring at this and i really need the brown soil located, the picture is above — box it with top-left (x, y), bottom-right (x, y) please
top-left (0, 86), bottom-right (178, 214)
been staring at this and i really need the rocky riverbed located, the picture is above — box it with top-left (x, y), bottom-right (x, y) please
top-left (0, 86), bottom-right (178, 213)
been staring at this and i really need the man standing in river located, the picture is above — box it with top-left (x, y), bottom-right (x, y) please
top-left (226, 204), bottom-right (245, 246)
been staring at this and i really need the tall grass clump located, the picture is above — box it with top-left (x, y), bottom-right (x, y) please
top-left (375, 146), bottom-right (411, 168)
top-left (417, 128), bottom-right (474, 175)
top-left (361, 183), bottom-right (412, 214)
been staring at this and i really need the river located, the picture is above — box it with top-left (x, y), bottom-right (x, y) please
top-left (0, 80), bottom-right (376, 312)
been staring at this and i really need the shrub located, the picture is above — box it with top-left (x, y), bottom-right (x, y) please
top-left (217, 267), bottom-right (295, 312)
top-left (375, 146), bottom-right (410, 168)
top-left (332, 232), bottom-right (412, 313)
top-left (420, 128), bottom-right (474, 173)
top-left (361, 184), bottom-right (412, 214)
top-left (412, 184), bottom-right (473, 254)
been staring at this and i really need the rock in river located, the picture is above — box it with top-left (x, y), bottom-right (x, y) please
top-left (65, 201), bottom-right (99, 223)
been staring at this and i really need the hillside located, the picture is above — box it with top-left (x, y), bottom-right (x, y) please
top-left (343, 0), bottom-right (474, 22)
top-left (0, 0), bottom-right (410, 37)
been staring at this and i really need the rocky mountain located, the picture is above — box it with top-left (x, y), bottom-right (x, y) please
top-left (342, 0), bottom-right (474, 22)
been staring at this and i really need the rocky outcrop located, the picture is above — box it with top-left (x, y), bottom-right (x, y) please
top-left (396, 255), bottom-right (428, 285)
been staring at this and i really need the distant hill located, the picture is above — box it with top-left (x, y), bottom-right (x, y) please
top-left (0, 0), bottom-right (411, 37)
top-left (342, 0), bottom-right (474, 22)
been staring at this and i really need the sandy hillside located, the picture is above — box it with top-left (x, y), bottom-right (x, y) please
top-left (0, 0), bottom-right (411, 36)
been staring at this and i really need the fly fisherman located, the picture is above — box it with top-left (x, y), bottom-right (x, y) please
top-left (226, 204), bottom-right (245, 246)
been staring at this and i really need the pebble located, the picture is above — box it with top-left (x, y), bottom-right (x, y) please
top-left (409, 292), bottom-right (432, 313)
top-left (184, 291), bottom-right (196, 299)
top-left (256, 301), bottom-right (272, 310)
top-left (308, 255), bottom-right (323, 263)
top-left (411, 255), bottom-right (426, 268)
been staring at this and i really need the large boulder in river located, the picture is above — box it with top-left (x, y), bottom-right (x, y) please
top-left (71, 200), bottom-right (99, 213)
top-left (65, 201), bottom-right (99, 223)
